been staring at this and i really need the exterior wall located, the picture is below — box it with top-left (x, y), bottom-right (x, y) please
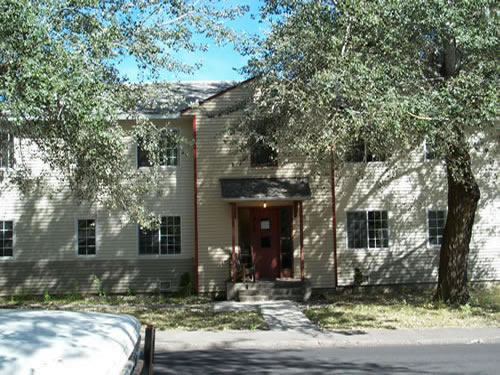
top-left (0, 83), bottom-right (498, 296)
top-left (188, 86), bottom-right (335, 293)
top-left (188, 85), bottom-right (498, 292)
top-left (334, 145), bottom-right (500, 286)
top-left (0, 118), bottom-right (195, 295)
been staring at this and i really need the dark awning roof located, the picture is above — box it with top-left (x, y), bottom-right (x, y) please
top-left (220, 178), bottom-right (312, 201)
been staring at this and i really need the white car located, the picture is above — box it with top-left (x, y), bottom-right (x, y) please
top-left (0, 309), bottom-right (142, 375)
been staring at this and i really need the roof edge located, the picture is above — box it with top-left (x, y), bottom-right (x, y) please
top-left (180, 76), bottom-right (255, 115)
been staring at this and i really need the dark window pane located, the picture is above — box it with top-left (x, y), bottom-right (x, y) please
top-left (345, 139), bottom-right (365, 162)
top-left (261, 236), bottom-right (271, 248)
top-left (0, 133), bottom-right (14, 169)
top-left (347, 212), bottom-right (367, 248)
top-left (251, 141), bottom-right (277, 167)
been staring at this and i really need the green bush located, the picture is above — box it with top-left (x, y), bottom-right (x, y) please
top-left (177, 272), bottom-right (194, 297)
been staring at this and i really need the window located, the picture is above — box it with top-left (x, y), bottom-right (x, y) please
top-left (0, 133), bottom-right (14, 169)
top-left (424, 139), bottom-right (438, 161)
top-left (77, 219), bottom-right (96, 255)
top-left (428, 210), bottom-right (446, 246)
top-left (137, 129), bottom-right (179, 168)
top-left (0, 221), bottom-right (13, 257)
top-left (139, 216), bottom-right (181, 255)
top-left (250, 141), bottom-right (277, 167)
top-left (345, 138), bottom-right (387, 163)
top-left (249, 120), bottom-right (278, 167)
top-left (346, 211), bottom-right (389, 249)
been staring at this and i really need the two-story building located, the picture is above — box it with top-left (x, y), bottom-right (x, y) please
top-left (0, 80), bottom-right (498, 296)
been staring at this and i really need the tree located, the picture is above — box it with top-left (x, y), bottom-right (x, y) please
top-left (233, 0), bottom-right (498, 304)
top-left (0, 0), bottom-right (246, 226)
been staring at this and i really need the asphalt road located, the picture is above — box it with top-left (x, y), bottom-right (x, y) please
top-left (153, 343), bottom-right (500, 375)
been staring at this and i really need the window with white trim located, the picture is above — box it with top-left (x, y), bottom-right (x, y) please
top-left (346, 211), bottom-right (389, 249)
top-left (137, 129), bottom-right (179, 168)
top-left (139, 216), bottom-right (181, 255)
top-left (0, 133), bottom-right (14, 169)
top-left (428, 210), bottom-right (446, 246)
top-left (0, 221), bottom-right (13, 257)
top-left (345, 138), bottom-right (387, 163)
top-left (77, 219), bottom-right (96, 255)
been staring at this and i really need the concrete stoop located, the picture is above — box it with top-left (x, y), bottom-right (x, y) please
top-left (226, 279), bottom-right (312, 302)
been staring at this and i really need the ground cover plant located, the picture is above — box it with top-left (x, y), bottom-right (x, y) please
top-left (0, 293), bottom-right (267, 331)
top-left (303, 285), bottom-right (499, 330)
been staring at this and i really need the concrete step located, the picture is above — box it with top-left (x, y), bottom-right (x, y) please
top-left (239, 288), bottom-right (305, 297)
top-left (226, 280), bottom-right (312, 301)
top-left (234, 281), bottom-right (307, 291)
top-left (239, 294), bottom-right (303, 302)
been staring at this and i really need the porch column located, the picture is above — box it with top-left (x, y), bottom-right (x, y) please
top-left (300, 200), bottom-right (304, 280)
top-left (231, 203), bottom-right (236, 282)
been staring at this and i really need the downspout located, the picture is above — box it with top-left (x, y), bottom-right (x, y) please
top-left (300, 201), bottom-right (304, 281)
top-left (330, 144), bottom-right (338, 288)
top-left (193, 115), bottom-right (199, 293)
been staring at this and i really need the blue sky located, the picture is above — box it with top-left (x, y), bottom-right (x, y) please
top-left (118, 1), bottom-right (267, 83)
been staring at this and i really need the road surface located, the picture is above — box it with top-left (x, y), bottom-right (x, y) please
top-left (153, 343), bottom-right (500, 374)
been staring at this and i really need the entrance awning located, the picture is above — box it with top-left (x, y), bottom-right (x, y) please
top-left (220, 178), bottom-right (312, 201)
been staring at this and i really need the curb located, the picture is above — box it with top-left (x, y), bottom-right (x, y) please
top-left (152, 327), bottom-right (500, 351)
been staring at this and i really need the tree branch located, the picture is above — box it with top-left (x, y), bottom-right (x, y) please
top-left (407, 111), bottom-right (448, 121)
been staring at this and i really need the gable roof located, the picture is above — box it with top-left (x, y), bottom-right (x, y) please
top-left (118, 78), bottom-right (253, 120)
top-left (141, 81), bottom-right (237, 115)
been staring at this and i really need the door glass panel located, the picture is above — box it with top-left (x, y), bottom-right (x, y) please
top-left (260, 219), bottom-right (270, 230)
top-left (261, 236), bottom-right (271, 248)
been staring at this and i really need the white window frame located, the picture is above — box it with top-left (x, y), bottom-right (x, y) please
top-left (137, 215), bottom-right (182, 257)
top-left (0, 219), bottom-right (15, 260)
top-left (346, 139), bottom-right (387, 163)
top-left (75, 218), bottom-right (98, 257)
top-left (426, 209), bottom-right (447, 248)
top-left (136, 128), bottom-right (180, 169)
top-left (345, 210), bottom-right (391, 249)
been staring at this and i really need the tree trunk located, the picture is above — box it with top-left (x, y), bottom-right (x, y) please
top-left (436, 145), bottom-right (480, 304)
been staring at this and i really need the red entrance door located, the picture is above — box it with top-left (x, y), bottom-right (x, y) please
top-left (252, 208), bottom-right (280, 279)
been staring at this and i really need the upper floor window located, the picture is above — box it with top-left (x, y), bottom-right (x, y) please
top-left (250, 140), bottom-right (278, 167)
top-left (137, 129), bottom-right (179, 168)
top-left (346, 210), bottom-right (389, 249)
top-left (345, 138), bottom-right (387, 163)
top-left (139, 216), bottom-right (181, 255)
top-left (0, 221), bottom-right (13, 257)
top-left (0, 133), bottom-right (14, 169)
top-left (424, 139), bottom-right (438, 161)
top-left (77, 219), bottom-right (96, 256)
top-left (428, 210), bottom-right (446, 246)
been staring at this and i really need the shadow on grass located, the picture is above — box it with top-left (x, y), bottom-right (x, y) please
top-left (303, 285), bottom-right (500, 330)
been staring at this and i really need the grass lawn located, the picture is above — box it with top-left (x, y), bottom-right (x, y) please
top-left (303, 285), bottom-right (500, 330)
top-left (0, 294), bottom-right (267, 331)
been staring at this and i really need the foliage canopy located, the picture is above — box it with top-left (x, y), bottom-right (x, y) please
top-left (234, 0), bottom-right (498, 303)
top-left (0, 0), bottom-right (246, 225)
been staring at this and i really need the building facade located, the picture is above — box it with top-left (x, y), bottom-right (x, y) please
top-left (0, 81), bottom-right (498, 296)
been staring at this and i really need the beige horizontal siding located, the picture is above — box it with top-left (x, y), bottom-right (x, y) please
top-left (0, 86), bottom-right (498, 295)
top-left (189, 85), bottom-right (498, 291)
top-left (0, 117), bottom-right (196, 294)
top-left (0, 258), bottom-right (194, 296)
top-left (190, 86), bottom-right (335, 292)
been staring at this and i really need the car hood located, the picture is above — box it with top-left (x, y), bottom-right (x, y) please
top-left (0, 309), bottom-right (141, 375)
